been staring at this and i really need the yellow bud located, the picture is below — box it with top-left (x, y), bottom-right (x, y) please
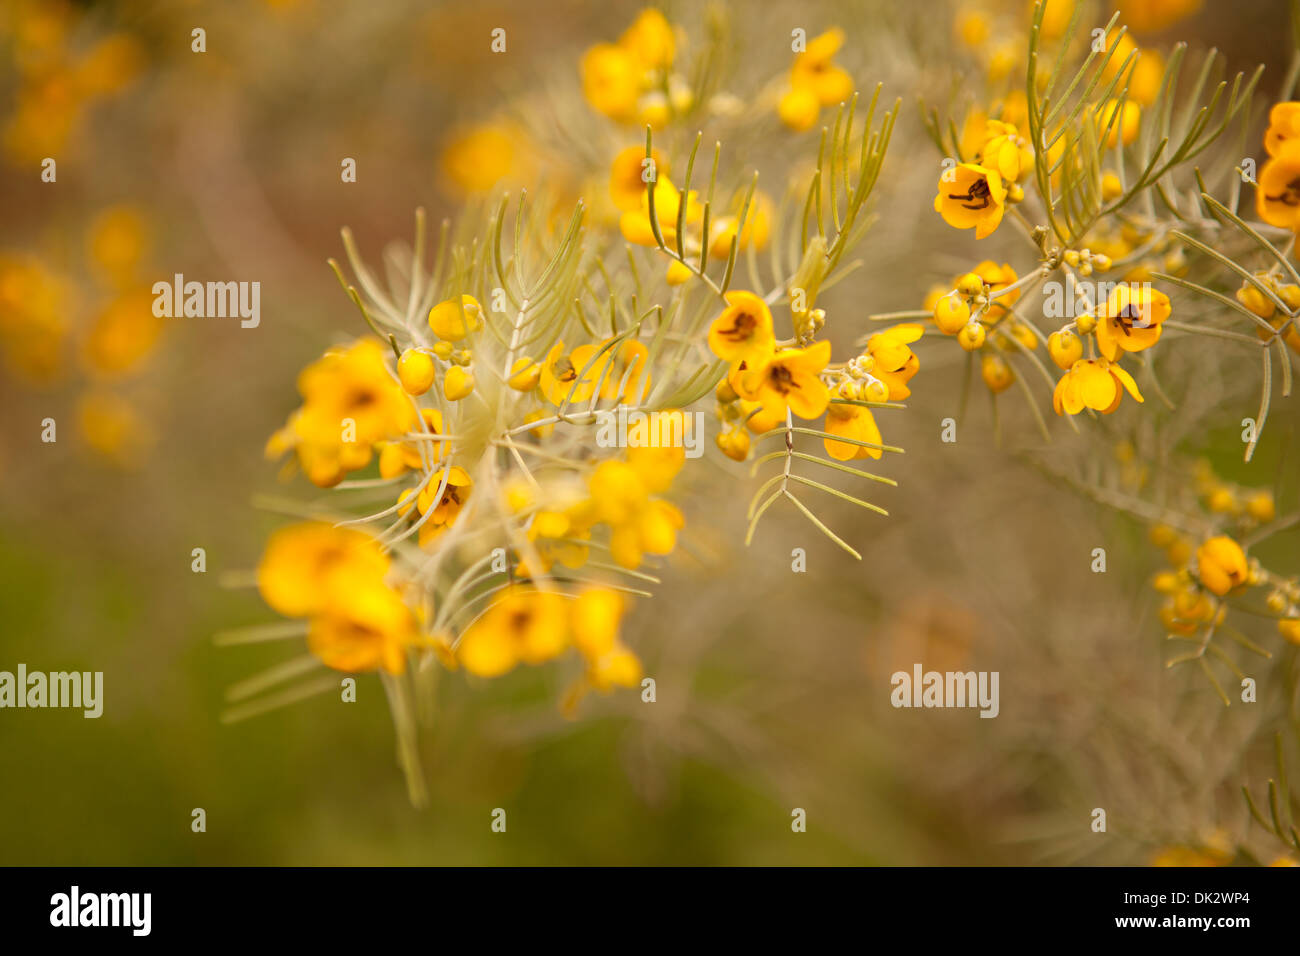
top-left (1075, 313), bottom-right (1097, 334)
top-left (443, 365), bottom-right (475, 401)
top-left (1206, 487), bottom-right (1238, 515)
top-left (980, 353), bottom-right (1014, 393)
top-left (1280, 284), bottom-right (1300, 311)
top-left (715, 379), bottom-right (738, 403)
top-left (1101, 172), bottom-right (1122, 200)
top-left (716, 428), bottom-right (750, 461)
top-left (957, 321), bottom-right (986, 351)
top-left (1092, 253), bottom-right (1112, 272)
top-left (956, 272), bottom-right (984, 297)
top-left (1265, 591), bottom-right (1286, 613)
top-left (508, 357), bottom-right (541, 391)
top-left (428, 295), bottom-right (483, 341)
top-left (932, 291), bottom-right (971, 334)
top-left (666, 260), bottom-right (692, 286)
top-left (1246, 490), bottom-right (1275, 523)
top-left (1149, 523), bottom-right (1177, 548)
top-left (1236, 282), bottom-right (1276, 319)
top-left (397, 349), bottom-right (436, 395)
top-left (1279, 618), bottom-right (1300, 646)
top-left (432, 340), bottom-right (454, 360)
top-left (863, 378), bottom-right (889, 403)
top-left (1063, 249), bottom-right (1081, 268)
top-left (1047, 329), bottom-right (1083, 369)
top-left (1152, 571), bottom-right (1180, 594)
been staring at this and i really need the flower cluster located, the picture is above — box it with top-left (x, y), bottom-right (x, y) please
top-left (1, 0), bottom-right (143, 164)
top-left (1, 205), bottom-right (165, 465)
top-left (580, 9), bottom-right (690, 128)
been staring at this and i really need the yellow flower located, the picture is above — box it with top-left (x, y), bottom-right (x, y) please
top-left (77, 391), bottom-right (148, 466)
top-left (87, 205), bottom-right (148, 285)
top-left (571, 587), bottom-right (625, 662)
top-left (863, 324), bottom-right (922, 400)
top-left (518, 504), bottom-right (593, 576)
top-left (458, 588), bottom-right (571, 678)
top-left (257, 522), bottom-right (390, 618)
top-left (1096, 283), bottom-right (1171, 361)
top-left (790, 28), bottom-right (853, 107)
top-left (73, 32), bottom-right (144, 98)
top-left (619, 8), bottom-right (675, 71)
top-left (1093, 99), bottom-right (1140, 148)
top-left (935, 163), bottom-right (1007, 239)
top-left (588, 460), bottom-right (685, 569)
top-left (307, 581), bottom-right (417, 675)
top-left (1195, 536), bottom-right (1248, 597)
top-left (609, 146), bottom-right (668, 212)
top-left (1265, 102), bottom-right (1300, 157)
top-left (440, 124), bottom-right (518, 195)
top-left (599, 338), bottom-right (651, 403)
top-left (1052, 358), bottom-right (1144, 415)
top-left (428, 294), bottom-right (483, 341)
top-left (581, 43), bottom-right (640, 122)
top-left (1256, 141), bottom-right (1300, 231)
top-left (955, 8), bottom-right (990, 48)
top-left (402, 466), bottom-right (472, 549)
top-left (732, 340), bottom-right (831, 419)
top-left (277, 338), bottom-right (417, 487)
top-left (707, 290), bottom-right (775, 365)
top-left (539, 340), bottom-right (608, 406)
top-left (778, 86), bottom-right (820, 132)
top-left (709, 193), bottom-right (773, 259)
top-left (823, 389), bottom-right (883, 462)
top-left (618, 175), bottom-right (698, 246)
top-left (1115, 0), bottom-right (1203, 35)
top-left (627, 410), bottom-right (689, 491)
top-left (978, 120), bottom-right (1033, 183)
top-left (82, 287), bottom-right (165, 378)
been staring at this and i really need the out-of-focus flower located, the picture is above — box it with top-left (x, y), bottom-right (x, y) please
top-left (1195, 536), bottom-right (1248, 597)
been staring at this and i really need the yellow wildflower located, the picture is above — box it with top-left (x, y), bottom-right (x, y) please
top-left (1052, 358), bottom-right (1144, 415)
top-left (935, 163), bottom-right (1007, 239)
top-left (708, 290), bottom-right (775, 365)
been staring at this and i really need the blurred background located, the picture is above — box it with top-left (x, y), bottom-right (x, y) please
top-left (1, 0), bottom-right (1297, 865)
